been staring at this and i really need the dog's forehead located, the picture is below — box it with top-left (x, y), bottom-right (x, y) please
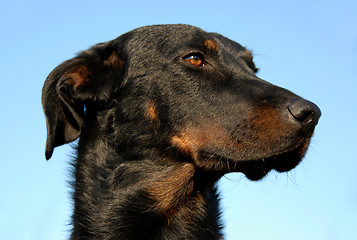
top-left (125, 24), bottom-right (248, 57)
top-left (131, 24), bottom-right (205, 39)
top-left (126, 24), bottom-right (207, 49)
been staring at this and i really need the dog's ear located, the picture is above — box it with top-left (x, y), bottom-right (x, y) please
top-left (42, 41), bottom-right (125, 160)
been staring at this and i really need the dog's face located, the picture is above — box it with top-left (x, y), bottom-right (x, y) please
top-left (43, 24), bottom-right (320, 180)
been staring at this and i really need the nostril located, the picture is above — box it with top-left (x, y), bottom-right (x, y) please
top-left (288, 106), bottom-right (314, 125)
top-left (288, 100), bottom-right (321, 127)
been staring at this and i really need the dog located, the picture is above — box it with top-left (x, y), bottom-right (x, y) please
top-left (42, 24), bottom-right (321, 239)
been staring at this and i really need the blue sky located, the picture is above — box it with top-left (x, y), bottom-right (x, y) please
top-left (1, 0), bottom-right (356, 239)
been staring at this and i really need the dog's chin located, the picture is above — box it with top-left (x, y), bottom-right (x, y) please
top-left (199, 138), bottom-right (311, 181)
top-left (242, 169), bottom-right (272, 181)
top-left (242, 138), bottom-right (311, 181)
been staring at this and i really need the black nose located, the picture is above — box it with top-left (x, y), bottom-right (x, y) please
top-left (288, 100), bottom-right (321, 133)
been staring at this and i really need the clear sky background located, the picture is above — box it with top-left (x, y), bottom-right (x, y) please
top-left (1, 0), bottom-right (356, 239)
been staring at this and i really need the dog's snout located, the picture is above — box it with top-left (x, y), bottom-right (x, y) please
top-left (288, 100), bottom-right (321, 133)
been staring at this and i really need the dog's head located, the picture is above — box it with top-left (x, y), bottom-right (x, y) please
top-left (43, 24), bottom-right (320, 180)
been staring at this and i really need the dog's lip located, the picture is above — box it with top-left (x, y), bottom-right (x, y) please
top-left (200, 137), bottom-right (310, 181)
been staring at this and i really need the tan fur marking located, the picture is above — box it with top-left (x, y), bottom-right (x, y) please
top-left (237, 105), bottom-right (291, 154)
top-left (65, 65), bottom-right (92, 91)
top-left (148, 163), bottom-right (195, 216)
top-left (147, 101), bottom-right (158, 121)
top-left (298, 137), bottom-right (310, 158)
top-left (204, 39), bottom-right (218, 51)
top-left (103, 52), bottom-right (123, 68)
top-left (170, 135), bottom-right (196, 156)
top-left (170, 110), bottom-right (293, 162)
top-left (171, 124), bottom-right (233, 158)
top-left (251, 106), bottom-right (286, 140)
top-left (244, 49), bottom-right (254, 61)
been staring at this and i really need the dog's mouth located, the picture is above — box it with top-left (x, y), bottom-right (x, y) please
top-left (199, 137), bottom-right (311, 181)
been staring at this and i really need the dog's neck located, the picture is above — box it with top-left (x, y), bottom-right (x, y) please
top-left (70, 111), bottom-right (223, 239)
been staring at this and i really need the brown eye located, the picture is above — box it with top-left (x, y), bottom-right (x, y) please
top-left (183, 53), bottom-right (205, 66)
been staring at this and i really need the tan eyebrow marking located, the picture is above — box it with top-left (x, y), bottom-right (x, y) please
top-left (243, 49), bottom-right (254, 61)
top-left (146, 101), bottom-right (158, 122)
top-left (204, 39), bottom-right (218, 52)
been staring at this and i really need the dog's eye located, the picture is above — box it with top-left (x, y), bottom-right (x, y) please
top-left (183, 53), bottom-right (205, 66)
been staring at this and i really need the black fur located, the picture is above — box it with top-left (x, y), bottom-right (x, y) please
top-left (42, 24), bottom-right (321, 239)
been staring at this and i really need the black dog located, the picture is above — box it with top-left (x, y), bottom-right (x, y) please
top-left (42, 24), bottom-right (320, 239)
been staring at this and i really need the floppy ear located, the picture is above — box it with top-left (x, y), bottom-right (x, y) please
top-left (42, 41), bottom-right (125, 160)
